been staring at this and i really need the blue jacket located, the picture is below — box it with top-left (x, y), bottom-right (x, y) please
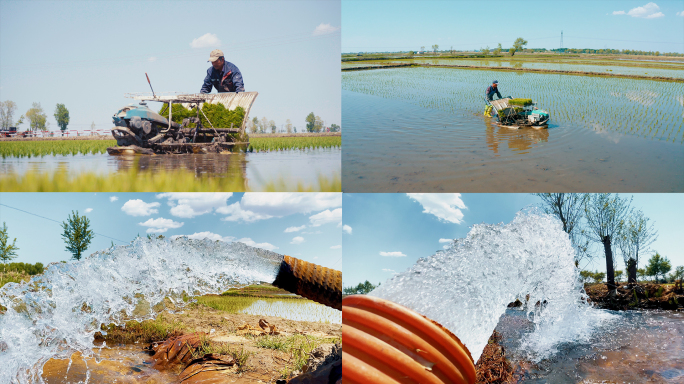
top-left (485, 85), bottom-right (502, 100)
top-left (200, 61), bottom-right (245, 93)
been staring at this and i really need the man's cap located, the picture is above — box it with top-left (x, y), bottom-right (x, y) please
top-left (492, 80), bottom-right (498, 84)
top-left (208, 49), bottom-right (224, 62)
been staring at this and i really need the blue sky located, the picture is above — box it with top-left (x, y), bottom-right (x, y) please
top-left (342, 193), bottom-right (684, 287)
top-left (0, 1), bottom-right (340, 133)
top-left (0, 193), bottom-right (342, 269)
top-left (342, 1), bottom-right (684, 53)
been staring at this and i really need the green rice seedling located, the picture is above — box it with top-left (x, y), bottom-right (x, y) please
top-left (0, 140), bottom-right (115, 158)
top-left (248, 136), bottom-right (341, 152)
top-left (196, 295), bottom-right (341, 324)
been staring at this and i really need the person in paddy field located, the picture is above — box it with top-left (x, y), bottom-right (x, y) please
top-left (200, 49), bottom-right (245, 93)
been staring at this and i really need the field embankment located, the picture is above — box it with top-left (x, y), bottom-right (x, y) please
top-left (584, 282), bottom-right (684, 310)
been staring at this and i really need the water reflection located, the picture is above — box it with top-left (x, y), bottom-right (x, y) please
top-left (111, 153), bottom-right (248, 178)
top-left (484, 119), bottom-right (550, 155)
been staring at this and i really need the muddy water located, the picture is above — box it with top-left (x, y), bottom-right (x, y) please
top-left (41, 345), bottom-right (177, 384)
top-left (0, 148), bottom-right (341, 190)
top-left (341, 89), bottom-right (683, 192)
top-left (496, 309), bottom-right (684, 383)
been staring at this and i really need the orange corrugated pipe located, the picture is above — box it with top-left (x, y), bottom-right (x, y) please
top-left (271, 255), bottom-right (342, 310)
top-left (342, 295), bottom-right (476, 384)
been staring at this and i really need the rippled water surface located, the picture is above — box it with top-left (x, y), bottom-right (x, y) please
top-left (342, 68), bottom-right (683, 192)
top-left (497, 309), bottom-right (684, 383)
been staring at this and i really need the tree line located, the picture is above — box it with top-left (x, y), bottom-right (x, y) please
top-left (537, 193), bottom-right (681, 289)
top-left (1, 100), bottom-right (71, 132)
top-left (246, 112), bottom-right (340, 134)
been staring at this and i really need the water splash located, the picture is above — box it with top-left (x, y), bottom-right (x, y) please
top-left (370, 211), bottom-right (614, 363)
top-left (0, 238), bottom-right (283, 383)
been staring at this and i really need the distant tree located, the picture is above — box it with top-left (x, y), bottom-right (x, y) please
top-left (343, 280), bottom-right (380, 295)
top-left (90, 121), bottom-right (96, 130)
top-left (509, 48), bottom-right (516, 56)
top-left (615, 270), bottom-right (623, 282)
top-left (314, 115), bottom-right (324, 132)
top-left (618, 209), bottom-right (657, 284)
top-left (269, 120), bottom-right (276, 134)
top-left (0, 100), bottom-right (18, 129)
top-left (431, 44), bottom-right (439, 53)
top-left (0, 222), bottom-right (20, 270)
top-left (250, 116), bottom-right (259, 133)
top-left (26, 102), bottom-right (48, 131)
top-left (510, 37), bottom-right (528, 56)
top-left (16, 115), bottom-right (25, 129)
top-left (481, 46), bottom-right (490, 55)
top-left (671, 266), bottom-right (684, 290)
top-left (493, 43), bottom-right (502, 55)
top-left (536, 193), bottom-right (591, 266)
top-left (305, 112), bottom-right (316, 132)
top-left (450, 46), bottom-right (454, 54)
top-left (294, 127), bottom-right (297, 133)
top-left (285, 119), bottom-right (293, 134)
top-left (579, 269), bottom-right (593, 284)
top-left (61, 210), bottom-right (95, 261)
top-left (260, 117), bottom-right (268, 134)
top-left (330, 123), bottom-right (340, 132)
top-left (645, 252), bottom-right (671, 283)
top-left (591, 271), bottom-right (606, 284)
top-left (637, 268), bottom-right (646, 282)
top-left (54, 103), bottom-right (70, 132)
top-left (407, 51), bottom-right (414, 58)
top-left (420, 46), bottom-right (425, 53)
top-left (584, 193), bottom-right (632, 289)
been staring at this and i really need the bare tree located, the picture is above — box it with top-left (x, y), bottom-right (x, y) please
top-left (285, 119), bottom-right (292, 134)
top-left (618, 209), bottom-right (657, 284)
top-left (431, 44), bottom-right (439, 53)
top-left (536, 193), bottom-right (591, 267)
top-left (584, 194), bottom-right (632, 289)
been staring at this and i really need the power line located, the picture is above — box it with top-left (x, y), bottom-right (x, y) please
top-left (0, 203), bottom-right (128, 243)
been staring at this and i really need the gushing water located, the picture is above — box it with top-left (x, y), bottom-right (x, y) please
top-left (0, 238), bottom-right (283, 384)
top-left (370, 211), bottom-right (615, 363)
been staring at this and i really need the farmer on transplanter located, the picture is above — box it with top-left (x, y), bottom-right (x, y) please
top-left (484, 80), bottom-right (503, 117)
top-left (201, 49), bottom-right (245, 93)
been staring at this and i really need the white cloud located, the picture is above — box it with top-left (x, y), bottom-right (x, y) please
top-left (614, 3), bottom-right (664, 18)
top-left (407, 194), bottom-right (467, 224)
top-left (330, 245), bottom-right (342, 249)
top-left (172, 231), bottom-right (235, 242)
top-left (238, 237), bottom-right (278, 251)
top-left (284, 225), bottom-right (306, 233)
top-left (190, 33), bottom-right (221, 48)
top-left (157, 193), bottom-right (232, 218)
top-left (380, 251), bottom-right (406, 257)
top-left (122, 199), bottom-right (161, 216)
top-left (291, 236), bottom-right (305, 244)
top-left (84, 208), bottom-right (93, 213)
top-left (313, 23), bottom-right (340, 36)
top-left (218, 202), bottom-right (273, 223)
top-left (148, 56), bottom-right (157, 62)
top-left (109, 196), bottom-right (118, 202)
top-left (439, 238), bottom-right (453, 243)
top-left (309, 208), bottom-right (342, 227)
top-left (342, 225), bottom-right (352, 235)
top-left (240, 193), bottom-right (341, 217)
top-left (677, 11), bottom-right (684, 16)
top-left (382, 268), bottom-right (397, 273)
top-left (139, 218), bottom-right (184, 233)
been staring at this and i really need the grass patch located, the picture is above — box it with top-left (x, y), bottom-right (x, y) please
top-left (0, 140), bottom-right (115, 158)
top-left (189, 334), bottom-right (253, 372)
top-left (253, 334), bottom-right (341, 379)
top-left (196, 295), bottom-right (306, 314)
top-left (0, 271), bottom-right (31, 289)
top-left (248, 136), bottom-right (341, 152)
top-left (95, 314), bottom-right (187, 344)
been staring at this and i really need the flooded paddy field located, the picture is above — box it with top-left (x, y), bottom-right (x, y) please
top-left (343, 57), bottom-right (684, 79)
top-left (342, 67), bottom-right (683, 192)
top-left (0, 148), bottom-right (341, 191)
top-left (497, 308), bottom-right (684, 383)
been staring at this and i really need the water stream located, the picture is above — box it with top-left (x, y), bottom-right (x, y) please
top-left (370, 211), bottom-right (616, 363)
top-left (0, 238), bottom-right (283, 383)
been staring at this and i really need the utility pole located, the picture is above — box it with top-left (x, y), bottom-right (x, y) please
top-left (560, 31), bottom-right (563, 53)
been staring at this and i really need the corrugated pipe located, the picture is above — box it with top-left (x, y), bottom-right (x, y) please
top-left (271, 255), bottom-right (342, 310)
top-left (342, 295), bottom-right (476, 384)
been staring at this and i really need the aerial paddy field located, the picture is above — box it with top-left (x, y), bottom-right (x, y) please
top-left (0, 134), bottom-right (341, 192)
top-left (342, 55), bottom-right (683, 192)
